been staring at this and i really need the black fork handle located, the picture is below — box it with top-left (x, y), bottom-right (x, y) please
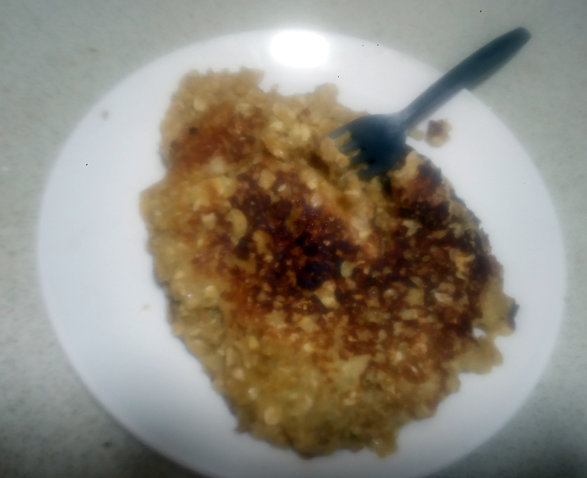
top-left (399, 27), bottom-right (530, 127)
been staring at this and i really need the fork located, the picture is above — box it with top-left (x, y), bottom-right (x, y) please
top-left (330, 27), bottom-right (531, 178)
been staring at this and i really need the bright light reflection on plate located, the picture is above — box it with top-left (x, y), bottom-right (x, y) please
top-left (269, 30), bottom-right (330, 68)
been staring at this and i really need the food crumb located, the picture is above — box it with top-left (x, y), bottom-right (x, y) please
top-left (425, 119), bottom-right (451, 147)
top-left (408, 126), bottom-right (426, 141)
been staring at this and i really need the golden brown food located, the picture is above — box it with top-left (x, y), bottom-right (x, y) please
top-left (426, 119), bottom-right (452, 147)
top-left (141, 69), bottom-right (516, 456)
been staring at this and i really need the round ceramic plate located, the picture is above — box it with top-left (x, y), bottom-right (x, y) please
top-left (37, 30), bottom-right (565, 478)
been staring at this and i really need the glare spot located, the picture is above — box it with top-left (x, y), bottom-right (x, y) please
top-left (269, 30), bottom-right (330, 68)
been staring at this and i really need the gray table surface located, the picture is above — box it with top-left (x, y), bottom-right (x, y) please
top-left (2, 1), bottom-right (586, 477)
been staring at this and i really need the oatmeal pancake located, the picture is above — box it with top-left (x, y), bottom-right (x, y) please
top-left (141, 69), bottom-right (516, 456)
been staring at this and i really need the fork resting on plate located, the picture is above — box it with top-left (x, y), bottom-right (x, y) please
top-left (330, 27), bottom-right (531, 178)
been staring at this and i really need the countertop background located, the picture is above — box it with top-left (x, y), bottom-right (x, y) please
top-left (2, 1), bottom-right (586, 477)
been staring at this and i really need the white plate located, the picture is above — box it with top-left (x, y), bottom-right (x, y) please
top-left (37, 30), bottom-right (565, 478)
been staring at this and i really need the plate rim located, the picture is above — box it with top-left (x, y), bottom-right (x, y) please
top-left (37, 28), bottom-right (566, 478)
